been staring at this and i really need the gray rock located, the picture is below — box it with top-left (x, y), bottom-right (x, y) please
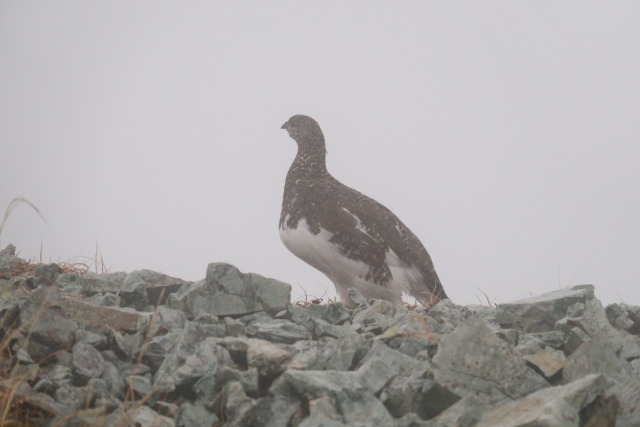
top-left (153, 323), bottom-right (232, 393)
top-left (380, 372), bottom-right (461, 420)
top-left (119, 271), bottom-right (149, 310)
top-left (75, 329), bottom-right (108, 349)
top-left (381, 311), bottom-right (440, 352)
top-left (608, 378), bottom-right (640, 426)
top-left (618, 303), bottom-right (640, 334)
top-left (220, 367), bottom-right (260, 397)
top-left (224, 316), bottom-right (245, 336)
top-left (522, 348), bottom-right (565, 380)
top-left (356, 341), bottom-right (424, 394)
top-left (112, 329), bottom-right (145, 360)
top-left (298, 335), bottom-right (365, 371)
top-left (148, 305), bottom-right (188, 335)
top-left (57, 271), bottom-right (127, 296)
top-left (466, 304), bottom-right (497, 324)
top-left (563, 339), bottom-right (627, 382)
top-left (167, 263), bottom-right (291, 318)
top-left (0, 244), bottom-right (27, 278)
top-left (496, 285), bottom-right (595, 333)
top-left (101, 361), bottom-right (125, 398)
top-left (129, 374), bottom-right (153, 398)
top-left (72, 342), bottom-right (105, 383)
top-left (353, 299), bottom-right (404, 326)
top-left (246, 317), bottom-right (312, 344)
top-left (515, 330), bottom-right (565, 356)
top-left (426, 299), bottom-right (472, 333)
top-left (33, 263), bottom-right (62, 287)
top-left (129, 269), bottom-right (189, 306)
top-left (254, 395), bottom-right (302, 427)
top-left (304, 316), bottom-right (348, 339)
top-left (59, 297), bottom-right (152, 334)
top-left (129, 405), bottom-right (174, 427)
top-left (142, 330), bottom-right (182, 371)
top-left (606, 303), bottom-right (635, 332)
top-left (306, 302), bottom-right (350, 325)
top-left (221, 380), bottom-right (257, 427)
top-left (246, 337), bottom-right (292, 381)
top-left (344, 287), bottom-right (369, 309)
top-left (561, 324), bottom-right (592, 355)
top-left (88, 292), bottom-right (120, 307)
top-left (475, 374), bottom-right (616, 427)
top-left (27, 305), bottom-right (77, 353)
top-left (272, 370), bottom-right (393, 424)
top-left (422, 395), bottom-right (486, 427)
top-left (433, 317), bottom-right (548, 404)
top-left (176, 402), bottom-right (218, 427)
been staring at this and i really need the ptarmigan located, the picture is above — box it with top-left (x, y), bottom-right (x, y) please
top-left (279, 114), bottom-right (449, 306)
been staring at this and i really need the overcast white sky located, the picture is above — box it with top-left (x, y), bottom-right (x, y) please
top-left (1, 2), bottom-right (639, 307)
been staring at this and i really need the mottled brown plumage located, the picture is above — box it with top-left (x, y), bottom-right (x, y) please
top-left (279, 114), bottom-right (448, 305)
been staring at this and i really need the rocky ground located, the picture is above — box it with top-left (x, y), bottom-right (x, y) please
top-left (0, 243), bottom-right (639, 426)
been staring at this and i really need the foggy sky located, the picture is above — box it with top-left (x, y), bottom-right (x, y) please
top-left (1, 1), bottom-right (639, 306)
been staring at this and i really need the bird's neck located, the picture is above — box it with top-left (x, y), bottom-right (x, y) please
top-left (289, 139), bottom-right (329, 179)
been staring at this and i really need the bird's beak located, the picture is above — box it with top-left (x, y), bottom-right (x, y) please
top-left (281, 121), bottom-right (288, 130)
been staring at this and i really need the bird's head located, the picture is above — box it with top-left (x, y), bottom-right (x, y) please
top-left (281, 115), bottom-right (325, 146)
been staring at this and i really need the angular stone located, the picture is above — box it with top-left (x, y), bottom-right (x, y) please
top-left (28, 305), bottom-right (77, 351)
top-left (33, 263), bottom-right (62, 287)
top-left (167, 263), bottom-right (291, 318)
top-left (380, 372), bottom-right (460, 420)
top-left (147, 306), bottom-right (187, 335)
top-left (523, 348), bottom-right (565, 379)
top-left (563, 339), bottom-right (626, 382)
top-left (142, 331), bottom-right (182, 371)
top-left (246, 338), bottom-right (292, 381)
top-left (5, 382), bottom-right (66, 418)
top-left (306, 302), bottom-right (350, 325)
top-left (467, 304), bottom-right (498, 324)
top-left (101, 361), bottom-right (125, 398)
top-left (298, 335), bottom-right (365, 371)
top-left (254, 395), bottom-right (302, 427)
top-left (75, 329), bottom-right (108, 349)
top-left (433, 317), bottom-right (548, 404)
top-left (246, 318), bottom-right (312, 344)
top-left (60, 297), bottom-right (152, 333)
top-left (129, 375), bottom-right (153, 398)
top-left (423, 395), bottom-right (486, 427)
top-left (608, 378), bottom-right (640, 426)
top-left (426, 299), bottom-right (472, 334)
top-left (153, 323), bottom-right (232, 393)
top-left (344, 287), bottom-right (368, 309)
top-left (222, 380), bottom-right (257, 427)
top-left (119, 272), bottom-right (149, 310)
top-left (72, 342), bottom-right (105, 382)
top-left (515, 330), bottom-right (565, 355)
top-left (475, 374), bottom-right (615, 427)
top-left (129, 405), bottom-right (174, 427)
top-left (381, 311), bottom-right (439, 350)
top-left (618, 303), bottom-right (640, 334)
top-left (176, 402), bottom-right (219, 427)
top-left (303, 316), bottom-right (347, 339)
top-left (0, 244), bottom-right (28, 279)
top-left (220, 367), bottom-right (259, 397)
top-left (496, 285), bottom-right (595, 333)
top-left (57, 272), bottom-right (127, 296)
top-left (129, 269), bottom-right (189, 306)
top-left (352, 299), bottom-right (404, 325)
top-left (272, 370), bottom-right (393, 424)
top-left (355, 341), bottom-right (424, 394)
top-left (606, 303), bottom-right (635, 332)
top-left (561, 324), bottom-right (592, 355)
